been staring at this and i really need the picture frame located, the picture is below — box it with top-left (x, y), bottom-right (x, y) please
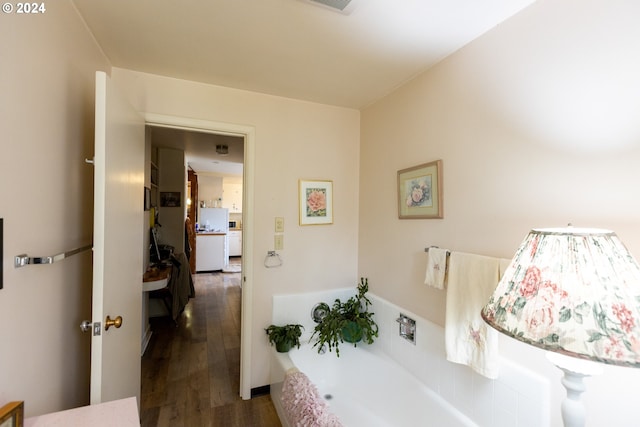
top-left (0, 401), bottom-right (24, 427)
top-left (144, 187), bottom-right (151, 211)
top-left (160, 191), bottom-right (181, 207)
top-left (299, 180), bottom-right (333, 225)
top-left (397, 160), bottom-right (443, 219)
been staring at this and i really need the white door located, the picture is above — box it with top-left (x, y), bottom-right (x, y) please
top-left (91, 71), bottom-right (144, 404)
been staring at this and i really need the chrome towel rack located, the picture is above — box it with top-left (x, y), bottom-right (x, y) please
top-left (424, 246), bottom-right (451, 256)
top-left (15, 244), bottom-right (92, 268)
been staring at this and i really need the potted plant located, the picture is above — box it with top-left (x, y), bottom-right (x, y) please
top-left (265, 323), bottom-right (304, 353)
top-left (311, 277), bottom-right (379, 356)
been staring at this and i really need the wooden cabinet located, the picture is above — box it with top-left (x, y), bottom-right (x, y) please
top-left (228, 230), bottom-right (242, 256)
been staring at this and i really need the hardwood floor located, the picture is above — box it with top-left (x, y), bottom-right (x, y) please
top-left (140, 267), bottom-right (282, 427)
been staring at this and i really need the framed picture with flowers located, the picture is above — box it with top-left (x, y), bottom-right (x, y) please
top-left (397, 160), bottom-right (443, 219)
top-left (299, 179), bottom-right (333, 225)
top-left (0, 401), bottom-right (24, 427)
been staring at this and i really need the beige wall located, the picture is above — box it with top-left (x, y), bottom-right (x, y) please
top-left (1, 2), bottom-right (359, 408)
top-left (359, 0), bottom-right (640, 425)
top-left (197, 175), bottom-right (224, 207)
top-left (157, 148), bottom-right (186, 253)
top-left (0, 1), bottom-right (110, 416)
top-left (111, 68), bottom-right (361, 387)
top-left (5, 0), bottom-right (640, 422)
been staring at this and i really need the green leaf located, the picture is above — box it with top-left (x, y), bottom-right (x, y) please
top-left (513, 296), bottom-right (527, 312)
top-left (545, 333), bottom-right (560, 344)
top-left (588, 331), bottom-right (605, 343)
top-left (593, 303), bottom-right (610, 332)
top-left (310, 277), bottom-right (378, 357)
top-left (575, 301), bottom-right (591, 316)
top-left (574, 312), bottom-right (583, 324)
top-left (265, 324), bottom-right (304, 349)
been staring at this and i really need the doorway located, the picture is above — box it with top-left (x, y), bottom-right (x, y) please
top-left (149, 125), bottom-right (244, 270)
top-left (144, 113), bottom-right (255, 399)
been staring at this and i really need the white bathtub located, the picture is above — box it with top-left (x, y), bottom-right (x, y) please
top-left (271, 343), bottom-right (477, 427)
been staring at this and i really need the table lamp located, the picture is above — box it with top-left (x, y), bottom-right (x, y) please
top-left (481, 227), bottom-right (640, 427)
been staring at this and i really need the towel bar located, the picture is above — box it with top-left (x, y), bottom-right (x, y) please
top-left (424, 246), bottom-right (450, 255)
top-left (14, 244), bottom-right (92, 268)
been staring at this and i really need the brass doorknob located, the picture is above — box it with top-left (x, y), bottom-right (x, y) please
top-left (105, 315), bottom-right (123, 331)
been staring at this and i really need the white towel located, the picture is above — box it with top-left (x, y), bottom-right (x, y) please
top-left (424, 248), bottom-right (448, 289)
top-left (445, 251), bottom-right (500, 379)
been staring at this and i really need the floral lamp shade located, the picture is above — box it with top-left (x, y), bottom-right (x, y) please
top-left (481, 227), bottom-right (640, 367)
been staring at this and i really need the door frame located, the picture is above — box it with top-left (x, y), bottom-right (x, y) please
top-left (145, 113), bottom-right (255, 400)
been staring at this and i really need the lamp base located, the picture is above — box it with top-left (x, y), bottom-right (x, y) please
top-left (546, 352), bottom-right (603, 427)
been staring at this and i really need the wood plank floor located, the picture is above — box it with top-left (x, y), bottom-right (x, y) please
top-left (140, 267), bottom-right (282, 427)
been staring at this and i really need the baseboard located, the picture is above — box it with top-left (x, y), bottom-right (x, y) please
top-left (251, 385), bottom-right (270, 397)
top-left (141, 329), bottom-right (152, 356)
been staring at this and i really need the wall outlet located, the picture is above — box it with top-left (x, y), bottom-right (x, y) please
top-left (275, 217), bottom-right (284, 233)
top-left (274, 234), bottom-right (284, 250)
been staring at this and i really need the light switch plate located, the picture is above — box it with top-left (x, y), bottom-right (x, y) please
top-left (275, 217), bottom-right (284, 233)
top-left (274, 234), bottom-right (284, 250)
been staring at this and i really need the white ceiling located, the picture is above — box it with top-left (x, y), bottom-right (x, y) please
top-left (74, 0), bottom-right (536, 174)
top-left (149, 126), bottom-right (244, 176)
top-left (72, 0), bottom-right (535, 109)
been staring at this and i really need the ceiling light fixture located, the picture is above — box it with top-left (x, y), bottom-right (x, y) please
top-left (216, 144), bottom-right (229, 156)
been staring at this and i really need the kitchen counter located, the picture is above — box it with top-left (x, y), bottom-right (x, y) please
top-left (196, 233), bottom-right (228, 271)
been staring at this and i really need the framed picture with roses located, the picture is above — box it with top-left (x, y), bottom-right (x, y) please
top-left (299, 180), bottom-right (333, 225)
top-left (0, 401), bottom-right (24, 427)
top-left (397, 160), bottom-right (443, 219)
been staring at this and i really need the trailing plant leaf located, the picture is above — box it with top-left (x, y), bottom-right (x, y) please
top-left (265, 324), bottom-right (304, 352)
top-left (311, 277), bottom-right (379, 357)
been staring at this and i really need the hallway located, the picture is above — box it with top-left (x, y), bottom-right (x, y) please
top-left (140, 266), bottom-right (282, 426)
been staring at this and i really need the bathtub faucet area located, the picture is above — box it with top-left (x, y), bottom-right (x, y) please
top-left (396, 313), bottom-right (416, 344)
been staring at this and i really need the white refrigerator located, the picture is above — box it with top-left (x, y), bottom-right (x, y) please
top-left (199, 207), bottom-right (229, 232)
